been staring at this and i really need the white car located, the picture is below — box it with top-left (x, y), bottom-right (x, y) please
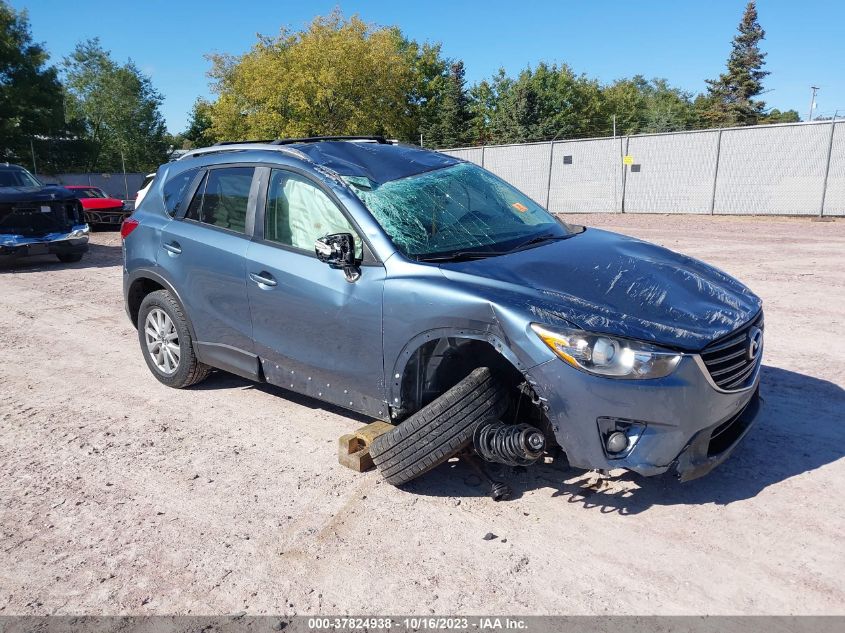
top-left (134, 173), bottom-right (157, 209)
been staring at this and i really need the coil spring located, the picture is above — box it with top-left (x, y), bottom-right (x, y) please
top-left (473, 420), bottom-right (546, 466)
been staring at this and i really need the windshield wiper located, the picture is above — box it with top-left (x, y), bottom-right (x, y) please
top-left (507, 232), bottom-right (571, 253)
top-left (416, 232), bottom-right (575, 263)
top-left (416, 250), bottom-right (510, 262)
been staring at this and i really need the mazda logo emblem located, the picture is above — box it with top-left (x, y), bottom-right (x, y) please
top-left (747, 327), bottom-right (763, 361)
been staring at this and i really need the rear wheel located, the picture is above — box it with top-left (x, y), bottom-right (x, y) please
top-left (370, 367), bottom-right (507, 486)
top-left (56, 253), bottom-right (83, 263)
top-left (137, 290), bottom-right (211, 388)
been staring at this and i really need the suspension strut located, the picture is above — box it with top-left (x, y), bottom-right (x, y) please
top-left (473, 419), bottom-right (546, 466)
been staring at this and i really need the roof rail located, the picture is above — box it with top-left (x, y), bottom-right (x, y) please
top-left (178, 143), bottom-right (307, 161)
top-left (212, 139), bottom-right (274, 146)
top-left (212, 135), bottom-right (389, 147)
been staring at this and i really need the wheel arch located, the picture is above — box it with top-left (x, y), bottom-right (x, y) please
top-left (389, 327), bottom-right (531, 420)
top-left (125, 269), bottom-right (198, 343)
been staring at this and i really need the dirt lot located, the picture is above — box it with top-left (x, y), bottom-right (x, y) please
top-left (1, 214), bottom-right (843, 616)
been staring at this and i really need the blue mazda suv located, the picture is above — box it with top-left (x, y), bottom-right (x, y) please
top-left (122, 137), bottom-right (763, 490)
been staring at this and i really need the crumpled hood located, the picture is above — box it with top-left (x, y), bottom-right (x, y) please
top-left (439, 228), bottom-right (762, 352)
top-left (0, 185), bottom-right (78, 203)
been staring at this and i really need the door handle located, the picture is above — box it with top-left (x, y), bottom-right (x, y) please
top-left (162, 241), bottom-right (182, 254)
top-left (249, 271), bottom-right (277, 287)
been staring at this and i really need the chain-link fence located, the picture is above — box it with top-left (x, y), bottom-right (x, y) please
top-left (39, 173), bottom-right (146, 201)
top-left (442, 119), bottom-right (844, 216)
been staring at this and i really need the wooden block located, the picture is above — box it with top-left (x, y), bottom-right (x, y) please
top-left (338, 421), bottom-right (394, 472)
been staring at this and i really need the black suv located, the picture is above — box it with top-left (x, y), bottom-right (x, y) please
top-left (0, 164), bottom-right (89, 262)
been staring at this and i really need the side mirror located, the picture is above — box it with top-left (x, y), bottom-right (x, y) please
top-left (315, 233), bottom-right (360, 282)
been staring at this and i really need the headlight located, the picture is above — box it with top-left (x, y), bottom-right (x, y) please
top-left (530, 323), bottom-right (682, 379)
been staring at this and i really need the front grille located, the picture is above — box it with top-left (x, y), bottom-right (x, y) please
top-left (0, 200), bottom-right (81, 236)
top-left (700, 311), bottom-right (764, 391)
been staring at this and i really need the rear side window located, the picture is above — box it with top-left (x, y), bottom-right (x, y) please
top-left (185, 167), bottom-right (254, 234)
top-left (162, 168), bottom-right (200, 216)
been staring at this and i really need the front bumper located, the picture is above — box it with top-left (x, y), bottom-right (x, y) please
top-left (0, 225), bottom-right (90, 258)
top-left (672, 387), bottom-right (761, 481)
top-left (527, 354), bottom-right (763, 480)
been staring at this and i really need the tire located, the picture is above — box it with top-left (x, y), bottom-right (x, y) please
top-left (56, 253), bottom-right (83, 263)
top-left (137, 289), bottom-right (211, 388)
top-left (370, 367), bottom-right (507, 486)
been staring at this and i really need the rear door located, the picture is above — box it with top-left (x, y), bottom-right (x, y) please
top-left (158, 165), bottom-right (260, 379)
top-left (245, 167), bottom-right (387, 417)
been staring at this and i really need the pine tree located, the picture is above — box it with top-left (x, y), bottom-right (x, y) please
top-left (490, 70), bottom-right (541, 143)
top-left (704, 1), bottom-right (770, 126)
top-left (422, 61), bottom-right (471, 148)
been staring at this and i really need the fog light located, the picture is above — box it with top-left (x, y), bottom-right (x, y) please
top-left (597, 416), bottom-right (647, 459)
top-left (606, 431), bottom-right (628, 454)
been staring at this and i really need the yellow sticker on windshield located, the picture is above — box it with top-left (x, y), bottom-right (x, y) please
top-left (512, 202), bottom-right (528, 212)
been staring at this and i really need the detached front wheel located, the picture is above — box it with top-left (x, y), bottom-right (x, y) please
top-left (137, 290), bottom-right (210, 388)
top-left (370, 367), bottom-right (507, 486)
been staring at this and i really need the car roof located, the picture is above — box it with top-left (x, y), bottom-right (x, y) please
top-left (0, 163), bottom-right (27, 171)
top-left (180, 139), bottom-right (461, 185)
top-left (285, 141), bottom-right (459, 185)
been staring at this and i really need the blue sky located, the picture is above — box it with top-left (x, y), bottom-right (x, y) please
top-left (12, 0), bottom-right (845, 133)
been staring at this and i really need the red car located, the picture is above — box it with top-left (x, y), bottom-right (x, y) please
top-left (65, 186), bottom-right (128, 227)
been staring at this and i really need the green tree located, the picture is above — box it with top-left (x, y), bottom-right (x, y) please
top-left (760, 108), bottom-right (800, 124)
top-left (403, 40), bottom-right (449, 145)
top-left (703, 1), bottom-right (769, 126)
top-left (604, 76), bottom-right (695, 135)
top-left (421, 61), bottom-right (471, 148)
top-left (467, 69), bottom-right (509, 144)
top-left (467, 76), bottom-right (497, 145)
top-left (494, 73), bottom-right (541, 142)
top-left (527, 63), bottom-right (605, 139)
top-left (0, 1), bottom-right (81, 172)
top-left (478, 63), bottom-right (606, 144)
top-left (206, 11), bottom-right (448, 143)
top-left (62, 38), bottom-right (168, 172)
top-left (183, 97), bottom-right (215, 148)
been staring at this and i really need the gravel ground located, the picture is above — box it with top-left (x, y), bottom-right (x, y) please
top-left (0, 215), bottom-right (843, 616)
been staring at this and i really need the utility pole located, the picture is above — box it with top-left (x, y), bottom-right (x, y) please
top-left (808, 86), bottom-right (820, 122)
top-left (30, 139), bottom-right (37, 175)
top-left (121, 150), bottom-right (129, 200)
top-left (612, 115), bottom-right (617, 138)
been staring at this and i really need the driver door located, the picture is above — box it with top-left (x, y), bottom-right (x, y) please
top-left (245, 167), bottom-right (387, 418)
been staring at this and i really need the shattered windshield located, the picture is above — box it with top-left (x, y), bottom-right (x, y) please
top-left (346, 163), bottom-right (578, 260)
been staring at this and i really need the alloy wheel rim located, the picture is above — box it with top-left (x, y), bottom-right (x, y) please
top-left (144, 308), bottom-right (180, 375)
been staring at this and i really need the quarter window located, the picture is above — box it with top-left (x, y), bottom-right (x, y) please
top-left (265, 170), bottom-right (361, 257)
top-left (185, 167), bottom-right (254, 233)
top-left (162, 168), bottom-right (200, 216)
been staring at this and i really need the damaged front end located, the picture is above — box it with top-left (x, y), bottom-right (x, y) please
top-left (0, 189), bottom-right (89, 260)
